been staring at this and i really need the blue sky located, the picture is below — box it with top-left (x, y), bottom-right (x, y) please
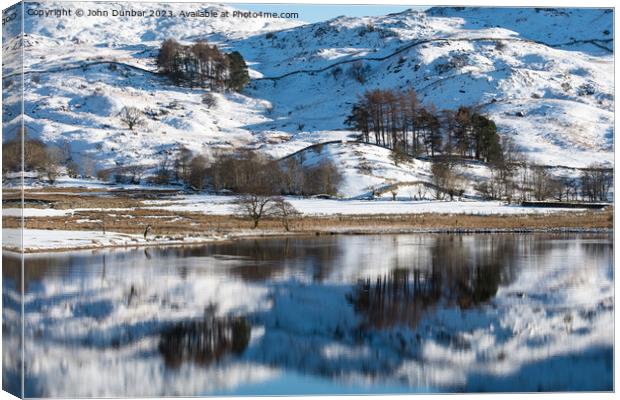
top-left (235, 3), bottom-right (428, 23)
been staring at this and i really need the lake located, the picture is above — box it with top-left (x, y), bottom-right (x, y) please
top-left (2, 233), bottom-right (614, 396)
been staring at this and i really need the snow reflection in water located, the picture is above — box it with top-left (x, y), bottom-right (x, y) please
top-left (1, 233), bottom-right (613, 396)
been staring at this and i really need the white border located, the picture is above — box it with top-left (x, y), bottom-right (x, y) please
top-left (0, 1), bottom-right (616, 400)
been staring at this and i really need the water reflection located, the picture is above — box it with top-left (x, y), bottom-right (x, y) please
top-left (159, 315), bottom-right (251, 369)
top-left (350, 235), bottom-right (517, 329)
top-left (3, 233), bottom-right (613, 396)
top-left (351, 268), bottom-right (441, 330)
top-left (1, 252), bottom-right (22, 397)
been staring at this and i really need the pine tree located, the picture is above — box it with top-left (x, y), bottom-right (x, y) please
top-left (227, 51), bottom-right (250, 92)
top-left (471, 113), bottom-right (501, 164)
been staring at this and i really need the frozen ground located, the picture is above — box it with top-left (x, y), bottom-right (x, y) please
top-left (144, 195), bottom-right (594, 216)
top-left (4, 197), bottom-right (589, 221)
top-left (2, 228), bottom-right (231, 252)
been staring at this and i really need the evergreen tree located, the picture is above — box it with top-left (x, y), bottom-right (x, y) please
top-left (227, 51), bottom-right (250, 92)
top-left (472, 113), bottom-right (502, 164)
top-left (157, 39), bottom-right (249, 91)
top-left (346, 87), bottom-right (502, 164)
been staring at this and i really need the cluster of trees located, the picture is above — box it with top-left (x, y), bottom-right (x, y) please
top-left (345, 86), bottom-right (613, 203)
top-left (157, 39), bottom-right (249, 91)
top-left (154, 147), bottom-right (342, 198)
top-left (429, 160), bottom-right (466, 201)
top-left (146, 148), bottom-right (343, 228)
top-left (423, 135), bottom-right (613, 204)
top-left (580, 167), bottom-right (613, 202)
top-left (346, 87), bottom-right (502, 164)
top-left (532, 164), bottom-right (612, 202)
top-left (346, 87), bottom-right (441, 157)
top-left (473, 160), bottom-right (611, 204)
top-left (96, 164), bottom-right (147, 185)
top-left (2, 130), bottom-right (79, 184)
top-left (449, 107), bottom-right (502, 163)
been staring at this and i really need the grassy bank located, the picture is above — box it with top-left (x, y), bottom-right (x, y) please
top-left (2, 189), bottom-right (613, 247)
top-left (3, 207), bottom-right (613, 235)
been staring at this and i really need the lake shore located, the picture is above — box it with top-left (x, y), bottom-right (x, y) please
top-left (3, 188), bottom-right (613, 253)
top-left (3, 211), bottom-right (613, 253)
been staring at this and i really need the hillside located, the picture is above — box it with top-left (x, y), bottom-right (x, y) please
top-left (2, 3), bottom-right (614, 198)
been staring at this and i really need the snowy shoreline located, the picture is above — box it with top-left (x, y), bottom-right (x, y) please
top-left (3, 226), bottom-right (612, 254)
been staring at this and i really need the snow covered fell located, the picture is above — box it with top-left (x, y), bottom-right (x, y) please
top-left (2, 3), bottom-right (614, 197)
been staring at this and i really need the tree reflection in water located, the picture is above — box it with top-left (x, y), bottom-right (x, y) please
top-left (7, 233), bottom-right (612, 395)
top-left (158, 316), bottom-right (251, 368)
top-left (350, 235), bottom-right (517, 330)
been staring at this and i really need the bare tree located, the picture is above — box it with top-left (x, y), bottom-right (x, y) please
top-left (430, 159), bottom-right (459, 200)
top-left (113, 165), bottom-right (146, 184)
top-left (81, 154), bottom-right (96, 178)
top-left (61, 139), bottom-right (73, 164)
top-left (517, 161), bottom-right (532, 202)
top-left (233, 194), bottom-right (274, 229)
top-left (174, 146), bottom-right (193, 183)
top-left (24, 138), bottom-right (49, 172)
top-left (566, 178), bottom-right (580, 201)
top-left (231, 154), bottom-right (282, 229)
top-left (202, 92), bottom-right (217, 108)
top-left (531, 166), bottom-right (551, 201)
top-left (44, 146), bottom-right (63, 184)
top-left (118, 106), bottom-right (144, 131)
top-left (348, 61), bottom-right (370, 84)
top-left (96, 168), bottom-right (112, 182)
top-left (549, 176), bottom-right (571, 202)
top-left (281, 157), bottom-right (305, 195)
top-left (153, 152), bottom-right (173, 185)
top-left (271, 197), bottom-right (299, 231)
top-left (493, 136), bottom-right (523, 203)
top-left (2, 128), bottom-right (52, 175)
top-left (303, 160), bottom-right (342, 196)
top-left (2, 139), bottom-right (21, 178)
top-left (188, 155), bottom-right (209, 189)
top-left (128, 165), bottom-right (146, 184)
top-left (65, 160), bottom-right (80, 178)
top-left (581, 164), bottom-right (612, 202)
top-left (157, 38), bottom-right (182, 75)
top-left (389, 146), bottom-right (408, 166)
top-left (415, 183), bottom-right (428, 201)
top-left (474, 176), bottom-right (501, 200)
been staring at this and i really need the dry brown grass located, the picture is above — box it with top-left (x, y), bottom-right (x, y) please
top-left (3, 208), bottom-right (612, 236)
top-left (4, 188), bottom-right (178, 209)
top-left (2, 190), bottom-right (612, 236)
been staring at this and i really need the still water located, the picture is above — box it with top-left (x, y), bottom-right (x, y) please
top-left (2, 233), bottom-right (614, 396)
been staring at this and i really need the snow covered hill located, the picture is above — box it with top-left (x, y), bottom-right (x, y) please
top-left (2, 2), bottom-right (614, 196)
